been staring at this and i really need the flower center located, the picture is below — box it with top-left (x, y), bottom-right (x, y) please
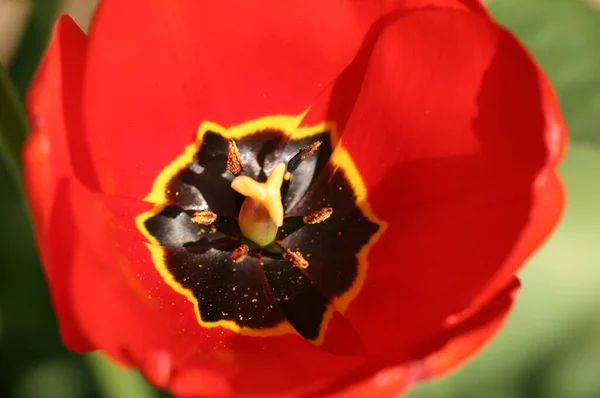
top-left (136, 116), bottom-right (382, 345)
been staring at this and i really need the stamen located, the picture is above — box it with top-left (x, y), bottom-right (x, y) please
top-left (191, 210), bottom-right (217, 225)
top-left (303, 207), bottom-right (333, 225)
top-left (287, 141), bottom-right (321, 172)
top-left (226, 139), bottom-right (244, 176)
top-left (231, 244), bottom-right (249, 263)
top-left (283, 249), bottom-right (309, 269)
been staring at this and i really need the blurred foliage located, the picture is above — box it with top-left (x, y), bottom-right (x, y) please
top-left (1, 1), bottom-right (83, 396)
top-left (0, 1), bottom-right (599, 398)
top-left (0, 164), bottom-right (101, 398)
top-left (8, 0), bottom-right (59, 96)
top-left (491, 0), bottom-right (600, 146)
top-left (0, 62), bottom-right (27, 196)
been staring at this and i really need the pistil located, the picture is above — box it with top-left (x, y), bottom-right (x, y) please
top-left (231, 163), bottom-right (286, 247)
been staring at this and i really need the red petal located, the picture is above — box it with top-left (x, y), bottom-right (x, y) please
top-left (25, 15), bottom-right (81, 229)
top-left (327, 365), bottom-right (409, 398)
top-left (420, 278), bottom-right (520, 378)
top-left (452, 0), bottom-right (488, 13)
top-left (23, 15), bottom-right (93, 352)
top-left (80, 0), bottom-right (485, 201)
top-left (23, 132), bottom-right (52, 232)
top-left (81, 0), bottom-right (380, 200)
top-left (334, 9), bottom-right (565, 355)
top-left (321, 278), bottom-right (519, 397)
top-left (402, 0), bottom-right (487, 13)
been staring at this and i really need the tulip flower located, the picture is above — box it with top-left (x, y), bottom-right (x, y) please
top-left (23, 1), bottom-right (566, 396)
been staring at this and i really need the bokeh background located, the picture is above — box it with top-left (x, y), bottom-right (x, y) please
top-left (1, 1), bottom-right (599, 397)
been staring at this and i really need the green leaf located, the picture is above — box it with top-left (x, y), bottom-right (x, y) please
top-left (0, 61), bottom-right (28, 192)
top-left (8, 0), bottom-right (59, 96)
top-left (489, 0), bottom-right (600, 146)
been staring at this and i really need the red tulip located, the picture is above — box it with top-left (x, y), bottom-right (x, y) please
top-left (22, 1), bottom-right (566, 397)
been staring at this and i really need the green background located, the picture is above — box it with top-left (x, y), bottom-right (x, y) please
top-left (1, 1), bottom-right (599, 397)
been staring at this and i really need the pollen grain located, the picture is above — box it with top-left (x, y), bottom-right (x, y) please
top-left (283, 249), bottom-right (309, 269)
top-left (303, 207), bottom-right (333, 225)
top-left (232, 244), bottom-right (249, 263)
top-left (191, 210), bottom-right (217, 225)
top-left (226, 139), bottom-right (244, 176)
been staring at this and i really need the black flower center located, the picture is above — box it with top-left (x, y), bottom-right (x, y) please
top-left (136, 117), bottom-right (381, 343)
